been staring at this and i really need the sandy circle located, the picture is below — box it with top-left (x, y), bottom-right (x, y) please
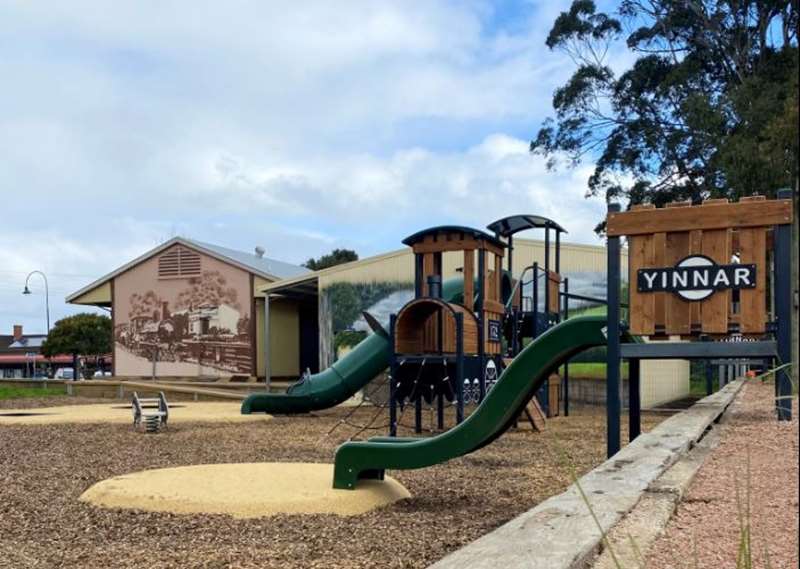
top-left (0, 402), bottom-right (269, 425)
top-left (80, 462), bottom-right (410, 517)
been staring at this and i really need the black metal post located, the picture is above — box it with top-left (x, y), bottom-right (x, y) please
top-left (532, 262), bottom-right (539, 337)
top-left (437, 391), bottom-right (444, 430)
top-left (629, 358), bottom-right (641, 441)
top-left (414, 254), bottom-right (424, 297)
top-left (555, 229), bottom-right (561, 274)
top-left (508, 235), bottom-right (514, 274)
top-left (389, 314), bottom-right (398, 436)
top-left (606, 203), bottom-right (622, 457)
top-left (705, 360), bottom-right (713, 396)
top-left (564, 277), bottom-right (570, 417)
top-left (774, 188), bottom-right (793, 420)
top-left (456, 314), bottom-right (464, 424)
top-left (544, 228), bottom-right (551, 317)
top-left (415, 397), bottom-right (422, 433)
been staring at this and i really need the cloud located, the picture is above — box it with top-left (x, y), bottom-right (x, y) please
top-left (0, 1), bottom-right (610, 332)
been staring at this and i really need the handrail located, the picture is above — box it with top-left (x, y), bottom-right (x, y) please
top-left (560, 291), bottom-right (630, 309)
top-left (505, 265), bottom-right (536, 309)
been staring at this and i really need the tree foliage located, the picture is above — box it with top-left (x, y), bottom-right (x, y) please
top-left (532, 0), bottom-right (798, 224)
top-left (304, 248), bottom-right (358, 271)
top-left (41, 313), bottom-right (112, 357)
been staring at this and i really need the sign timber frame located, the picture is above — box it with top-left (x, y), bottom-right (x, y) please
top-left (604, 191), bottom-right (794, 459)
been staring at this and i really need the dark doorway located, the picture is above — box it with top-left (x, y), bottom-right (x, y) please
top-left (298, 300), bottom-right (319, 374)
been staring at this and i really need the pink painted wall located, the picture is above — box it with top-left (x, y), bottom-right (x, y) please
top-left (113, 244), bottom-right (252, 377)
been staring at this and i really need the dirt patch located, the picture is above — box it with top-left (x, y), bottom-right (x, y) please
top-left (81, 463), bottom-right (410, 517)
top-left (0, 403), bottom-right (665, 568)
top-left (646, 380), bottom-right (799, 569)
top-left (0, 401), bottom-right (269, 425)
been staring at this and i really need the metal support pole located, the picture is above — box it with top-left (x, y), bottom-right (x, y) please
top-left (774, 188), bottom-right (793, 420)
top-left (629, 358), bottom-right (641, 441)
top-left (606, 203), bottom-right (622, 457)
top-left (456, 314), bottom-right (464, 425)
top-left (564, 277), bottom-right (570, 417)
top-left (507, 235), bottom-right (514, 274)
top-left (705, 360), bottom-right (714, 395)
top-left (544, 228), bottom-right (551, 318)
top-left (437, 392), bottom-right (444, 430)
top-left (532, 262), bottom-right (539, 337)
top-left (264, 294), bottom-right (271, 391)
top-left (389, 314), bottom-right (397, 437)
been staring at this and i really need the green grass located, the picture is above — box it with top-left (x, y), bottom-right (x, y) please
top-left (568, 304), bottom-right (607, 318)
top-left (560, 362), bottom-right (629, 380)
top-left (0, 385), bottom-right (66, 400)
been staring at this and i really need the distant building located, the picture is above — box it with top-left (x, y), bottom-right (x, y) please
top-left (0, 324), bottom-right (70, 378)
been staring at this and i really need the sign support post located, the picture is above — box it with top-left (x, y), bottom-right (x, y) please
top-left (606, 203), bottom-right (622, 457)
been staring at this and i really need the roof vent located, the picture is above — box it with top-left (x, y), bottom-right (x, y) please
top-left (254, 246), bottom-right (265, 258)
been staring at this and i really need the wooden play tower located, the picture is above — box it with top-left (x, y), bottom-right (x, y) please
top-left (389, 226), bottom-right (508, 434)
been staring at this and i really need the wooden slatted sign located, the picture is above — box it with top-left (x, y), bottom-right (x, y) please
top-left (608, 197), bottom-right (793, 338)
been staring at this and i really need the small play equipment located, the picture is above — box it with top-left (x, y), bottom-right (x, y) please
top-left (604, 192), bottom-right (794, 456)
top-left (240, 278), bottom-right (468, 415)
top-left (132, 391), bottom-right (169, 433)
top-left (333, 315), bottom-right (609, 489)
top-left (388, 226), bottom-right (510, 434)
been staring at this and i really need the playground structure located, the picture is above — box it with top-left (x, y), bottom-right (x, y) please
top-left (332, 194), bottom-right (794, 487)
top-left (388, 226), bottom-right (508, 434)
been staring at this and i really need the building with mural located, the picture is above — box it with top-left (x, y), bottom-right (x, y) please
top-left (67, 237), bottom-right (310, 379)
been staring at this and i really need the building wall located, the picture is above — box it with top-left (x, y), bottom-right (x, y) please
top-left (255, 297), bottom-right (300, 378)
top-left (113, 244), bottom-right (253, 378)
top-left (641, 359), bottom-right (691, 408)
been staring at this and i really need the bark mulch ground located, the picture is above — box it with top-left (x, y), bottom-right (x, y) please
top-left (646, 380), bottom-right (799, 569)
top-left (1, 397), bottom-right (664, 569)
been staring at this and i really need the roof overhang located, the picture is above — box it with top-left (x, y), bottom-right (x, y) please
top-left (259, 275), bottom-right (320, 301)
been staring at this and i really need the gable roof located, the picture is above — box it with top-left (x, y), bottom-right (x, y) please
top-left (186, 239), bottom-right (310, 280)
top-left (66, 237), bottom-right (309, 303)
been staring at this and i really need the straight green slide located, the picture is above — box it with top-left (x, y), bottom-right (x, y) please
top-left (332, 315), bottom-right (609, 489)
top-left (241, 277), bottom-right (468, 415)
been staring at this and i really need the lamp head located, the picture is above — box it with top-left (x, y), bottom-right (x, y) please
top-left (22, 286), bottom-right (31, 295)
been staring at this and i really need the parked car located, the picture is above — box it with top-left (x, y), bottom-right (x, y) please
top-left (54, 367), bottom-right (76, 380)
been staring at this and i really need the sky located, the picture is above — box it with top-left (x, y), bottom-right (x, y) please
top-left (0, 0), bottom-right (621, 334)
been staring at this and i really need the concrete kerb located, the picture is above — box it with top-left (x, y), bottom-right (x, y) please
top-left (428, 379), bottom-right (746, 569)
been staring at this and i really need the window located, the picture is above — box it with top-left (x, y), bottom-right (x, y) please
top-left (158, 246), bottom-right (201, 278)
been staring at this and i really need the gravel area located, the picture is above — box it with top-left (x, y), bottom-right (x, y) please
top-left (1, 399), bottom-right (664, 569)
top-left (646, 380), bottom-right (799, 569)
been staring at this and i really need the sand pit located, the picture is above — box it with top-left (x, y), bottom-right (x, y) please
top-left (0, 401), bottom-right (269, 425)
top-left (80, 462), bottom-right (410, 517)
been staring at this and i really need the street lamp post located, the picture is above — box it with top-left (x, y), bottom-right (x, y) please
top-left (22, 270), bottom-right (50, 332)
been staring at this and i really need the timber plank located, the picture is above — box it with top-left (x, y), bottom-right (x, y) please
top-left (738, 227), bottom-right (767, 333)
top-left (700, 228), bottom-right (732, 334)
top-left (607, 199), bottom-right (792, 236)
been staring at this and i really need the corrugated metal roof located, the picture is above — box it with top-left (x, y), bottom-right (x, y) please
top-left (185, 239), bottom-right (310, 280)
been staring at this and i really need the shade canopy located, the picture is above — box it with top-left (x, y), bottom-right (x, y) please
top-left (486, 215), bottom-right (567, 238)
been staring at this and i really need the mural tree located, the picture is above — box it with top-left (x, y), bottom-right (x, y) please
top-left (175, 270), bottom-right (241, 311)
top-left (128, 290), bottom-right (162, 321)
